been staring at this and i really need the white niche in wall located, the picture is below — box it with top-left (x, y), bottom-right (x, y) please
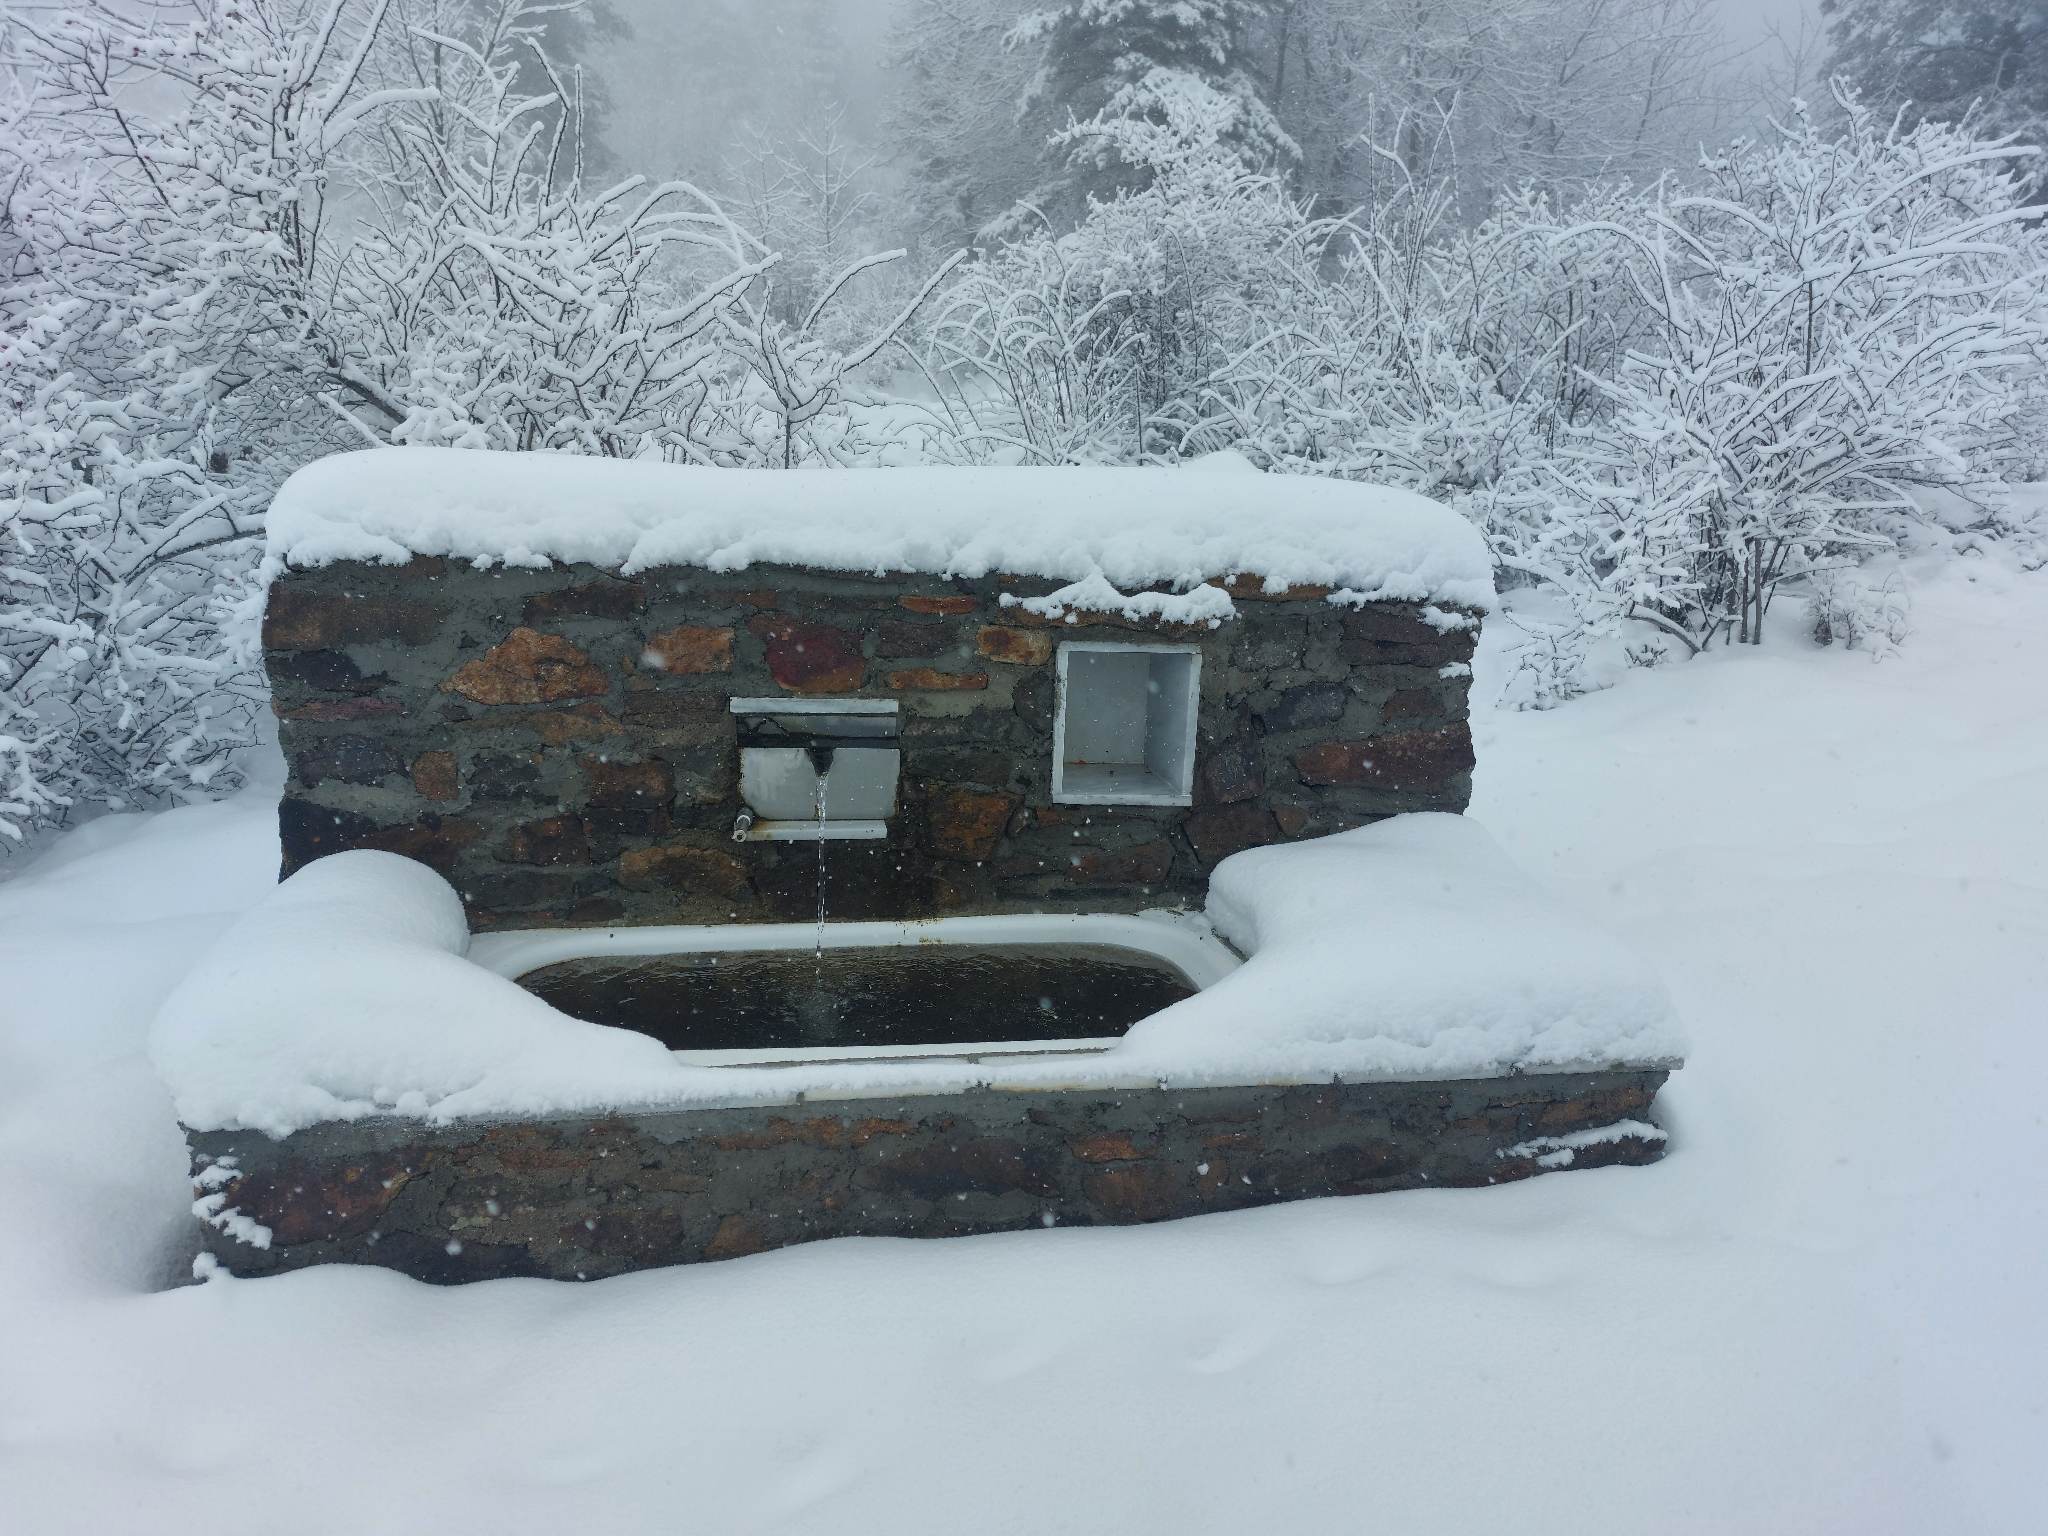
top-left (1052, 641), bottom-right (1201, 806)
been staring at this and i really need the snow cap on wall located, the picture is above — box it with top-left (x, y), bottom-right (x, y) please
top-left (267, 447), bottom-right (1496, 611)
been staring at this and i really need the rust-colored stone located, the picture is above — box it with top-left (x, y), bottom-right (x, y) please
top-left (1531, 1081), bottom-right (1655, 1133)
top-left (263, 587), bottom-right (445, 651)
top-left (1070, 1132), bottom-right (1149, 1163)
top-left (1202, 1128), bottom-right (1260, 1149)
top-left (412, 750), bottom-right (458, 803)
top-left (720, 588), bottom-right (779, 609)
top-left (1273, 804), bottom-right (1312, 837)
top-left (1294, 725), bottom-right (1475, 789)
top-left (480, 1124), bottom-right (591, 1175)
top-left (618, 842), bottom-right (751, 897)
top-left (276, 696), bottom-right (406, 723)
top-left (707, 1118), bottom-right (803, 1152)
top-left (368, 814), bottom-right (482, 874)
top-left (1084, 1163), bottom-right (1185, 1222)
top-left (887, 667), bottom-right (988, 692)
top-left (1220, 573), bottom-right (1334, 603)
top-left (582, 755), bottom-right (674, 808)
top-left (925, 785), bottom-right (1018, 861)
top-left (746, 615), bottom-right (864, 693)
top-left (704, 1214), bottom-right (774, 1261)
top-left (504, 814), bottom-right (591, 866)
top-left (640, 625), bottom-right (733, 675)
top-left (841, 1116), bottom-right (918, 1148)
top-left (444, 628), bottom-right (608, 705)
top-left (899, 594), bottom-right (978, 615)
top-left (976, 625), bottom-right (1054, 665)
top-left (221, 1156), bottom-right (414, 1245)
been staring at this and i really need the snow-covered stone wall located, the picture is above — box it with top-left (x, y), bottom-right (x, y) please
top-left (265, 559), bottom-right (1482, 929)
top-left (185, 1067), bottom-right (1671, 1281)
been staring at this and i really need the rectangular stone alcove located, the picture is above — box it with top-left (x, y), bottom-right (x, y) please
top-left (1054, 641), bottom-right (1202, 805)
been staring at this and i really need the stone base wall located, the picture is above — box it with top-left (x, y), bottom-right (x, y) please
top-left (265, 561), bottom-right (1479, 929)
top-left (188, 1069), bottom-right (1668, 1283)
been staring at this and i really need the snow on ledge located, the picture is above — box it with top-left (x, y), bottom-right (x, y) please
top-left (150, 818), bottom-right (1680, 1139)
top-left (265, 447), bottom-right (1496, 612)
top-left (1001, 575), bottom-right (1237, 628)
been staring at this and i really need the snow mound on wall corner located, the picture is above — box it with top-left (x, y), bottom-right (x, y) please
top-left (148, 851), bottom-right (686, 1138)
top-left (266, 447), bottom-right (1495, 611)
top-left (1118, 814), bottom-right (1686, 1080)
top-left (150, 820), bottom-right (1678, 1140)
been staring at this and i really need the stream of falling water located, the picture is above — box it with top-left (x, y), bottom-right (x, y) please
top-left (812, 769), bottom-right (830, 985)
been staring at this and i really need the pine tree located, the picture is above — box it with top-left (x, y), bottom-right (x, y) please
top-left (884, 0), bottom-right (1050, 247)
top-left (1007, 0), bottom-right (1294, 219)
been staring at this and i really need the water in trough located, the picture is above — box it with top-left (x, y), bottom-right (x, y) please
top-left (518, 944), bottom-right (1198, 1053)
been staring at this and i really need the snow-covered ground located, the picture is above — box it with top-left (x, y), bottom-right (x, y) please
top-left (2, 561), bottom-right (2042, 1533)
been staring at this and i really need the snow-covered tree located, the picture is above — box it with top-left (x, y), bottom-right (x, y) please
top-left (1, 0), bottom-right (381, 836)
top-left (1292, 0), bottom-right (1739, 222)
top-left (1500, 90), bottom-right (2048, 654)
top-left (0, 0), bottom-right (936, 839)
top-left (1004, 0), bottom-right (1296, 224)
top-left (885, 0), bottom-right (1049, 248)
top-left (722, 103), bottom-right (901, 337)
top-left (922, 74), bottom-right (1317, 461)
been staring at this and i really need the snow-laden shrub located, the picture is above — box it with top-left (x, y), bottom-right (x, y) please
top-left (920, 75), bottom-right (1495, 472)
top-left (1806, 567), bottom-right (1912, 655)
top-left (1510, 90), bottom-right (2048, 658)
top-left (1, 1), bottom-right (335, 835)
top-left (920, 75), bottom-right (1306, 463)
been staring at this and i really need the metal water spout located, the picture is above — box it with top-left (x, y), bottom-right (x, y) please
top-left (728, 698), bottom-right (899, 841)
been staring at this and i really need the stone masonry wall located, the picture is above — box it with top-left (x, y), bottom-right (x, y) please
top-left (266, 560), bottom-right (1479, 929)
top-left (189, 1068), bottom-right (1668, 1282)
